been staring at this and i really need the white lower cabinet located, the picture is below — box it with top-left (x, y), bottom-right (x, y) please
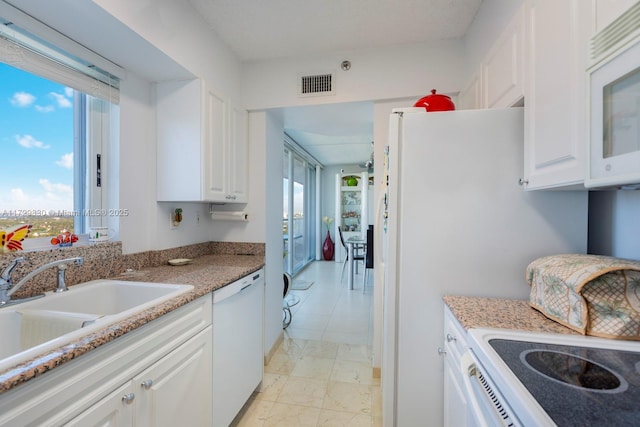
top-left (66, 326), bottom-right (212, 427)
top-left (0, 295), bottom-right (212, 427)
top-left (442, 306), bottom-right (470, 427)
top-left (133, 327), bottom-right (212, 426)
top-left (64, 382), bottom-right (134, 427)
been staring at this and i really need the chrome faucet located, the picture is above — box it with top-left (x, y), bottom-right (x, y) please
top-left (0, 256), bottom-right (84, 307)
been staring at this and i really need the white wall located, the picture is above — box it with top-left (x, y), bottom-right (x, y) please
top-left (87, 0), bottom-right (255, 253)
top-left (589, 191), bottom-right (640, 260)
top-left (246, 110), bottom-right (286, 358)
top-left (241, 40), bottom-right (466, 111)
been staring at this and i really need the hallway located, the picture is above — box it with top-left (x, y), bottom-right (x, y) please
top-left (232, 260), bottom-right (381, 426)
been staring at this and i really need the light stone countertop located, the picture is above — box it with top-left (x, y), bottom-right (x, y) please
top-left (443, 295), bottom-right (581, 335)
top-left (0, 253), bottom-right (265, 394)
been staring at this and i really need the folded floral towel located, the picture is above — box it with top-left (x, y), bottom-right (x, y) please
top-left (527, 254), bottom-right (640, 339)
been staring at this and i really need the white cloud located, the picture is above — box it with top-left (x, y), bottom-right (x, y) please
top-left (64, 87), bottom-right (74, 97)
top-left (10, 92), bottom-right (35, 107)
top-left (39, 179), bottom-right (73, 194)
top-left (9, 188), bottom-right (28, 202)
top-left (35, 105), bottom-right (55, 113)
top-left (0, 186), bottom-right (73, 212)
top-left (0, 185), bottom-right (73, 213)
top-left (55, 153), bottom-right (73, 169)
top-left (15, 134), bottom-right (50, 149)
top-left (50, 92), bottom-right (72, 108)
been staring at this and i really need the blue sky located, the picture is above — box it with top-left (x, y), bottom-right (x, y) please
top-left (0, 62), bottom-right (74, 212)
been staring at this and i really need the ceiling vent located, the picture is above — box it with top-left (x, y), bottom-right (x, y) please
top-left (298, 72), bottom-right (335, 97)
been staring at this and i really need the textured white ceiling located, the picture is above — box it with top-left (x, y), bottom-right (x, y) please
top-left (189, 0), bottom-right (482, 62)
top-left (202, 0), bottom-right (485, 166)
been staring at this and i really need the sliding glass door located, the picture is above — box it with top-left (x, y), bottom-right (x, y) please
top-left (283, 147), bottom-right (317, 276)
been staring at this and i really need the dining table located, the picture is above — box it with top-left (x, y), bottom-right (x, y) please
top-left (346, 235), bottom-right (366, 290)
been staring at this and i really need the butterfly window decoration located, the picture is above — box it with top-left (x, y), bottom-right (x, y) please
top-left (0, 224), bottom-right (32, 252)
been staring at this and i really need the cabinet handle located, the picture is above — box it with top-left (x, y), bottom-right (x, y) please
top-left (121, 393), bottom-right (135, 404)
top-left (141, 379), bottom-right (154, 389)
top-left (446, 333), bottom-right (456, 343)
top-left (437, 347), bottom-right (447, 356)
top-left (518, 178), bottom-right (529, 186)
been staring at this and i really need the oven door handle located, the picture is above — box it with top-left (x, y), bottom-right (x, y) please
top-left (460, 351), bottom-right (520, 427)
top-left (460, 351), bottom-right (495, 427)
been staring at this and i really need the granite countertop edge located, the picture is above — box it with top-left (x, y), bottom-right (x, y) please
top-left (0, 253), bottom-right (265, 394)
top-left (443, 294), bottom-right (581, 336)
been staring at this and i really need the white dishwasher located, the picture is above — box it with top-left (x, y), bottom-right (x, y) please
top-left (212, 269), bottom-right (264, 426)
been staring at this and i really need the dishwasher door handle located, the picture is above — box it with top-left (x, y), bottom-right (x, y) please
top-left (214, 277), bottom-right (259, 303)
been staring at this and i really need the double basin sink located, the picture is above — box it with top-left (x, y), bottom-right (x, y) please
top-left (0, 280), bottom-right (193, 373)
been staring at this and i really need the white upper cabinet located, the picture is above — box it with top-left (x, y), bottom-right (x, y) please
top-left (458, 72), bottom-right (481, 110)
top-left (229, 105), bottom-right (249, 202)
top-left (458, 5), bottom-right (524, 110)
top-left (156, 78), bottom-right (248, 203)
top-left (522, 0), bottom-right (593, 190)
top-left (482, 4), bottom-right (525, 109)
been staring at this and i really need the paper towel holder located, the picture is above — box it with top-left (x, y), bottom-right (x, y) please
top-left (209, 207), bottom-right (249, 222)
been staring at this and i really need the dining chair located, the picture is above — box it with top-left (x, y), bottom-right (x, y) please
top-left (363, 226), bottom-right (374, 292)
top-left (338, 226), bottom-right (364, 282)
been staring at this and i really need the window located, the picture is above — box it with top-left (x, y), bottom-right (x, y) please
top-left (0, 11), bottom-right (120, 250)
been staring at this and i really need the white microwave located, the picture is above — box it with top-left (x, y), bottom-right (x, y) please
top-left (586, 3), bottom-right (640, 189)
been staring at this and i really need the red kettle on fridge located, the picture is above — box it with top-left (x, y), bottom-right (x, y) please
top-left (413, 89), bottom-right (455, 112)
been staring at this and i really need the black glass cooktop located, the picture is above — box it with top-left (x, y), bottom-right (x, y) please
top-left (489, 339), bottom-right (640, 426)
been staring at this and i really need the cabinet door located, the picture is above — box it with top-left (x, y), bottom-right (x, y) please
top-left (482, 4), bottom-right (524, 109)
top-left (443, 307), bottom-right (469, 427)
top-left (133, 327), bottom-right (213, 427)
top-left (443, 353), bottom-right (468, 427)
top-left (229, 105), bottom-right (249, 202)
top-left (156, 79), bottom-right (204, 202)
top-left (63, 382), bottom-right (134, 427)
top-left (458, 72), bottom-right (482, 110)
top-left (523, 0), bottom-right (593, 189)
top-left (203, 85), bottom-right (228, 201)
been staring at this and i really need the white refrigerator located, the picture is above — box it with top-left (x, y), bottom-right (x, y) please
top-left (378, 108), bottom-right (588, 426)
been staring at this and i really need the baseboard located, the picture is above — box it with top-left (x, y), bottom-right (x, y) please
top-left (372, 367), bottom-right (381, 379)
top-left (264, 331), bottom-right (284, 366)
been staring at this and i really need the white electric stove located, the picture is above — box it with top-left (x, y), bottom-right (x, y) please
top-left (465, 329), bottom-right (640, 426)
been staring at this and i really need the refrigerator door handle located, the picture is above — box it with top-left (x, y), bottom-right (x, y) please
top-left (374, 193), bottom-right (386, 264)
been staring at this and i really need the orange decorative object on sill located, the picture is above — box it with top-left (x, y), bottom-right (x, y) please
top-left (413, 89), bottom-right (455, 112)
top-left (0, 224), bottom-right (32, 252)
top-left (51, 229), bottom-right (78, 247)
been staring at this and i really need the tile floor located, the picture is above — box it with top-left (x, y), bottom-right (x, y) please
top-left (231, 260), bottom-right (381, 426)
